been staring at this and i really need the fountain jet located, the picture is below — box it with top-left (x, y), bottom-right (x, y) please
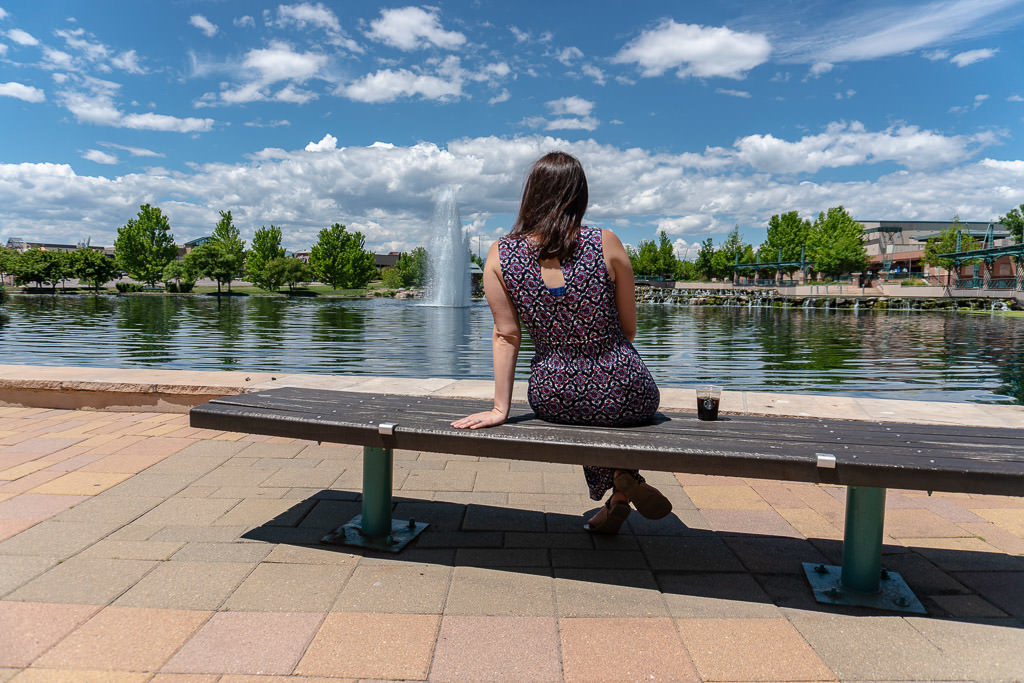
top-left (425, 187), bottom-right (470, 307)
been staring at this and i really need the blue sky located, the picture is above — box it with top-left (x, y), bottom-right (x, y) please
top-left (1, 0), bottom-right (1022, 255)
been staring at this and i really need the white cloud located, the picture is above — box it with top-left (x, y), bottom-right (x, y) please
top-left (834, 89), bottom-right (856, 100)
top-left (556, 46), bottom-right (583, 65)
top-left (716, 88), bottom-right (751, 98)
top-left (0, 44), bottom-right (7, 57)
top-left (366, 6), bottom-right (465, 51)
top-left (100, 142), bottom-right (164, 158)
top-left (305, 133), bottom-right (338, 152)
top-left (923, 49), bottom-right (949, 60)
top-left (234, 15), bottom-right (255, 28)
top-left (277, 3), bottom-right (339, 33)
top-left (808, 61), bottom-right (833, 77)
top-left (488, 89), bottom-right (510, 105)
top-left (950, 47), bottom-right (998, 66)
top-left (0, 81), bottom-right (45, 103)
top-left (949, 93), bottom-right (991, 114)
top-left (110, 50), bottom-right (144, 74)
top-left (1008, 94), bottom-right (1024, 102)
top-left (781, 0), bottom-right (1019, 64)
top-left (509, 26), bottom-right (529, 43)
top-left (6, 28), bottom-right (38, 46)
top-left (54, 28), bottom-right (109, 62)
top-left (613, 20), bottom-right (771, 79)
top-left (0, 132), bottom-right (1020, 251)
top-left (59, 80), bottom-right (214, 132)
top-left (41, 47), bottom-right (74, 70)
top-left (724, 121), bottom-right (994, 173)
top-left (244, 119), bottom-right (291, 128)
top-left (544, 117), bottom-right (599, 131)
top-left (202, 41), bottom-right (327, 105)
top-left (581, 64), bottom-right (606, 86)
top-left (189, 15), bottom-right (218, 38)
top-left (340, 68), bottom-right (462, 103)
top-left (547, 96), bottom-right (594, 117)
top-left (82, 149), bottom-right (118, 165)
top-left (0, 8), bottom-right (8, 21)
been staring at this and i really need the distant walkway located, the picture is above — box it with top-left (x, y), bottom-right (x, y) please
top-left (0, 405), bottom-right (1022, 679)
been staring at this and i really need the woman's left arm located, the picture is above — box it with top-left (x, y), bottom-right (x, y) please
top-left (451, 242), bottom-right (520, 429)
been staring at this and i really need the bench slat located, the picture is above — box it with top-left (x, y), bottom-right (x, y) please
top-left (190, 389), bottom-right (1024, 496)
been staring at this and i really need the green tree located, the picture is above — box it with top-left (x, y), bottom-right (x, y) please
top-left (630, 239), bottom-right (660, 278)
top-left (694, 237), bottom-right (715, 280)
top-left (163, 256), bottom-right (199, 292)
top-left (245, 224), bottom-right (285, 291)
top-left (188, 242), bottom-right (237, 294)
top-left (207, 210), bottom-right (246, 293)
top-left (655, 231), bottom-right (678, 278)
top-left (0, 247), bottom-right (15, 283)
top-left (381, 266), bottom-right (404, 289)
top-left (395, 246), bottom-right (428, 287)
top-left (999, 204), bottom-right (1023, 243)
top-left (72, 248), bottom-right (119, 292)
top-left (807, 206), bottom-right (869, 279)
top-left (13, 249), bottom-right (64, 290)
top-left (760, 211), bottom-right (812, 273)
top-left (309, 223), bottom-right (376, 289)
top-left (673, 258), bottom-right (698, 281)
top-left (264, 257), bottom-right (311, 291)
top-left (114, 204), bottom-right (177, 286)
top-left (923, 216), bottom-right (980, 283)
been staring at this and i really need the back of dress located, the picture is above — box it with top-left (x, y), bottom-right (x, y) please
top-left (498, 226), bottom-right (659, 426)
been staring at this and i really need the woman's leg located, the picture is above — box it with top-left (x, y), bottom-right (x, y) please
top-left (583, 466), bottom-right (643, 502)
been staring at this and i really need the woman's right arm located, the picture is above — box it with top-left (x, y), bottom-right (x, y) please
top-left (451, 242), bottom-right (521, 429)
top-left (602, 229), bottom-right (638, 342)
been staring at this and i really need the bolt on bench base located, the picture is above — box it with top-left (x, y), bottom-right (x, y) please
top-left (320, 445), bottom-right (429, 553)
top-left (802, 485), bottom-right (925, 614)
top-left (803, 562), bottom-right (925, 614)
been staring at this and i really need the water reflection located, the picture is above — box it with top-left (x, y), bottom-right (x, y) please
top-left (0, 294), bottom-right (1021, 404)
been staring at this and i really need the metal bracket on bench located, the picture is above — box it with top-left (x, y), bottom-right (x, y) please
top-left (802, 485), bottom-right (925, 614)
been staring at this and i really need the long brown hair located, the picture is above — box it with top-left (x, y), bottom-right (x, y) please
top-left (511, 152), bottom-right (588, 261)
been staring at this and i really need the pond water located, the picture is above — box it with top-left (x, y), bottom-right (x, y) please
top-left (1, 294), bottom-right (1022, 404)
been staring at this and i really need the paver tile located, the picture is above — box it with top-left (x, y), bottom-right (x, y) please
top-left (0, 520), bottom-right (115, 557)
top-left (0, 494), bottom-right (90, 522)
top-left (214, 498), bottom-right (316, 528)
top-left (429, 616), bottom-right (561, 681)
top-left (7, 558), bottom-right (156, 605)
top-left (9, 668), bottom-right (150, 681)
top-left (332, 564), bottom-right (448, 614)
top-left (884, 509), bottom-right (975, 539)
top-left (952, 571), bottom-right (1024, 617)
top-left (559, 617), bottom-right (697, 682)
top-left (29, 472), bottom-right (131, 496)
top-left (262, 544), bottom-right (358, 565)
top-left (678, 617), bottom-right (835, 681)
top-left (0, 601), bottom-right (98, 667)
top-left (701, 509), bottom-right (804, 537)
top-left (445, 566), bottom-right (555, 616)
top-left (928, 593), bottom-right (1009, 618)
top-left (908, 616), bottom-right (1024, 680)
top-left (34, 606), bottom-right (211, 672)
top-left (683, 484), bottom-right (771, 510)
top-left (169, 541), bottom-right (273, 564)
top-left (134, 498), bottom-right (241, 527)
top-left (722, 535), bottom-right (830, 574)
top-left (638, 535), bottom-right (746, 572)
top-left (163, 611), bottom-right (322, 675)
top-left (114, 561), bottom-right (256, 610)
top-left (554, 568), bottom-right (667, 617)
top-left (225, 562), bottom-right (354, 612)
top-left (788, 613), bottom-right (966, 680)
top-left (295, 612), bottom-right (439, 680)
top-left (660, 572), bottom-right (781, 618)
top-left (0, 557), bottom-right (57, 598)
top-left (972, 507), bottom-right (1024, 536)
top-left (78, 540), bottom-right (184, 561)
top-left (51, 495), bottom-right (163, 526)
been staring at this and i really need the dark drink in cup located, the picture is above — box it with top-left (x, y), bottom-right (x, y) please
top-left (695, 385), bottom-right (722, 421)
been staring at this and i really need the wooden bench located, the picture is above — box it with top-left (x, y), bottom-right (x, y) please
top-left (190, 387), bottom-right (1024, 614)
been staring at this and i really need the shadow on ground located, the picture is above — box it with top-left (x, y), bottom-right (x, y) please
top-left (241, 489), bottom-right (1024, 624)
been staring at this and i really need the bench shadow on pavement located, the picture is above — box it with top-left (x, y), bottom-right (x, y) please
top-left (239, 489), bottom-right (1024, 623)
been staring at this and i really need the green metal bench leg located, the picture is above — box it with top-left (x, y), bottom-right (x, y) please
top-left (803, 486), bottom-right (926, 613)
top-left (321, 445), bottom-right (428, 552)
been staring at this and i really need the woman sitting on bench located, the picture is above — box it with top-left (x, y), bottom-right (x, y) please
top-left (452, 151), bottom-right (672, 534)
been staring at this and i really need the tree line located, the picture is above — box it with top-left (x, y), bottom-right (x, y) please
top-left (629, 203), bottom-right (1024, 282)
top-left (0, 204), bottom-right (393, 294)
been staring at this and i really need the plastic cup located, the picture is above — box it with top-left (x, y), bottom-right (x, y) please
top-left (696, 385), bottom-right (722, 421)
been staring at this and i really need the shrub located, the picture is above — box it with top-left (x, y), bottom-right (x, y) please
top-left (115, 281), bottom-right (144, 293)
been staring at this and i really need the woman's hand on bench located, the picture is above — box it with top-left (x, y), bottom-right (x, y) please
top-left (451, 407), bottom-right (508, 430)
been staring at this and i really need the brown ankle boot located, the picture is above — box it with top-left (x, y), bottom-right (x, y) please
top-left (584, 497), bottom-right (631, 534)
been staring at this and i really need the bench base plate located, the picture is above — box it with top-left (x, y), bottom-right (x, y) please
top-left (321, 515), bottom-right (429, 553)
top-left (802, 562), bottom-right (926, 614)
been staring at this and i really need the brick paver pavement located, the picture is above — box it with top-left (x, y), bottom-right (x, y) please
top-left (0, 406), bottom-right (1022, 680)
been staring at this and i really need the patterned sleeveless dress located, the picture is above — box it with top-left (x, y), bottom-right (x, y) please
top-left (498, 226), bottom-right (660, 500)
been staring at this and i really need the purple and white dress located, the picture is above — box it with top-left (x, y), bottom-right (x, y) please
top-left (498, 226), bottom-right (660, 500)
